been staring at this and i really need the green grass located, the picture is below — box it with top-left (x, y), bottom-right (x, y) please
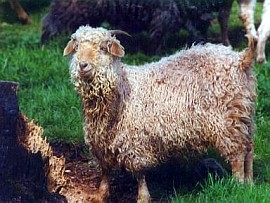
top-left (1, 1), bottom-right (270, 202)
top-left (172, 177), bottom-right (270, 203)
top-left (0, 7), bottom-right (83, 142)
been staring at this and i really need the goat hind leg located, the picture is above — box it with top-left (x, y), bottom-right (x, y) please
top-left (215, 135), bottom-right (245, 183)
top-left (229, 152), bottom-right (245, 183)
top-left (256, 27), bottom-right (270, 63)
top-left (244, 141), bottom-right (254, 183)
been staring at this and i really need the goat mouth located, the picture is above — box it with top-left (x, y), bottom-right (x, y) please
top-left (79, 66), bottom-right (93, 78)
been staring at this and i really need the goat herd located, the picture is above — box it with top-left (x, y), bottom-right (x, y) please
top-left (7, 0), bottom-right (269, 203)
top-left (9, 0), bottom-right (270, 62)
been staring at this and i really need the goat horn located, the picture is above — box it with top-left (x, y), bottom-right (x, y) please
top-left (109, 30), bottom-right (131, 37)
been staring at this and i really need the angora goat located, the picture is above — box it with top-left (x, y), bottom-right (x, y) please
top-left (64, 26), bottom-right (256, 203)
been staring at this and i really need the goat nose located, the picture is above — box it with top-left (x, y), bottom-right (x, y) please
top-left (79, 61), bottom-right (88, 70)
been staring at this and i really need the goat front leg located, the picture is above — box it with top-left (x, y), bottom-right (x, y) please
top-left (137, 175), bottom-right (151, 203)
top-left (91, 171), bottom-right (110, 203)
top-left (238, 0), bottom-right (257, 40)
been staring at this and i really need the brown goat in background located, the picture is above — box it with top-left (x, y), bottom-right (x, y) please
top-left (9, 0), bottom-right (32, 24)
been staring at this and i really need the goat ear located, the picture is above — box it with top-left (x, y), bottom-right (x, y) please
top-left (63, 39), bottom-right (75, 56)
top-left (107, 40), bottom-right (125, 57)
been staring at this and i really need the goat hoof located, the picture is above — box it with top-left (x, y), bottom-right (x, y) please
top-left (256, 56), bottom-right (266, 64)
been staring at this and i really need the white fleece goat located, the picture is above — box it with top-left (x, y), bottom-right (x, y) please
top-left (64, 26), bottom-right (256, 203)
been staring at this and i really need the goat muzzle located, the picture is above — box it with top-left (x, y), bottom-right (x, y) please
top-left (79, 61), bottom-right (93, 78)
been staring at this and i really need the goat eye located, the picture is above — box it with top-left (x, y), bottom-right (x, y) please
top-left (100, 46), bottom-right (107, 52)
top-left (74, 44), bottom-right (78, 51)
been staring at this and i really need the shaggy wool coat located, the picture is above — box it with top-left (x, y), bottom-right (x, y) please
top-left (66, 27), bottom-right (256, 174)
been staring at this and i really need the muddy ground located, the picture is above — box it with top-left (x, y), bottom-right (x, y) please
top-left (51, 142), bottom-right (227, 203)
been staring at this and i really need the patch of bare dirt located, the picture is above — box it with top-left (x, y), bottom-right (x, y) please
top-left (51, 142), bottom-right (172, 203)
top-left (51, 142), bottom-right (227, 203)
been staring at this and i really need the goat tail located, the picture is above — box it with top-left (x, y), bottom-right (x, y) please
top-left (241, 34), bottom-right (257, 70)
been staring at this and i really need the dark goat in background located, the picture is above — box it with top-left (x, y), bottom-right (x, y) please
top-left (175, 0), bottom-right (228, 45)
top-left (176, 0), bottom-right (257, 46)
top-left (41, 0), bottom-right (257, 53)
top-left (40, 0), bottom-right (181, 54)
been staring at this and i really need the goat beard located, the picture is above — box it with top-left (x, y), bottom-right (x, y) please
top-left (78, 70), bottom-right (119, 118)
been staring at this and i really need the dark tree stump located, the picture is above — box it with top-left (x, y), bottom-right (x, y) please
top-left (0, 82), bottom-right (19, 183)
top-left (0, 81), bottom-right (66, 202)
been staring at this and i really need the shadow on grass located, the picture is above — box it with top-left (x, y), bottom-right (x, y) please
top-left (254, 156), bottom-right (270, 184)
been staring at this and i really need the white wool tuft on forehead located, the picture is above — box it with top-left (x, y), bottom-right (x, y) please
top-left (71, 25), bottom-right (112, 43)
